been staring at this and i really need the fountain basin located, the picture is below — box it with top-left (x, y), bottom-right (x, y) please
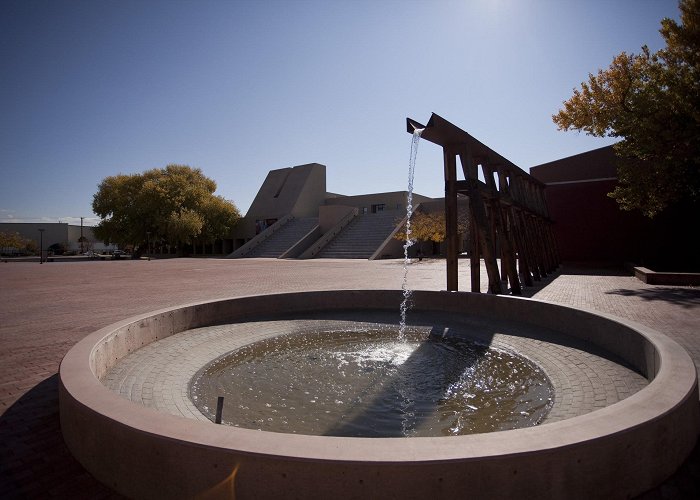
top-left (189, 326), bottom-right (555, 437)
top-left (59, 290), bottom-right (699, 499)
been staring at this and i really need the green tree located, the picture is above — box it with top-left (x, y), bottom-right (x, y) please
top-left (92, 165), bottom-right (241, 254)
top-left (553, 0), bottom-right (699, 217)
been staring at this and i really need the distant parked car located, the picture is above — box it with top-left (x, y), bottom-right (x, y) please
top-left (113, 250), bottom-right (124, 259)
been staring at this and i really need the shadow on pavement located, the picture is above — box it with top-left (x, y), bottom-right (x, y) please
top-left (0, 374), bottom-right (122, 499)
top-left (606, 287), bottom-right (700, 308)
top-left (557, 265), bottom-right (629, 276)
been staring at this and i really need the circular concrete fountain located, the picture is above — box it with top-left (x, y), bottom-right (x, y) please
top-left (59, 290), bottom-right (699, 499)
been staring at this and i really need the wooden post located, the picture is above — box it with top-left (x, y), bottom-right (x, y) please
top-left (459, 151), bottom-right (502, 294)
top-left (510, 176), bottom-right (539, 283)
top-left (493, 167), bottom-right (521, 294)
top-left (522, 214), bottom-right (543, 281)
top-left (469, 213), bottom-right (480, 292)
top-left (500, 243), bottom-right (509, 282)
top-left (497, 205), bottom-right (522, 295)
top-left (511, 208), bottom-right (534, 287)
top-left (444, 149), bottom-right (459, 291)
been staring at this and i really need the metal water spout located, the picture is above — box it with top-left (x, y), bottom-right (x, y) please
top-left (406, 117), bottom-right (426, 134)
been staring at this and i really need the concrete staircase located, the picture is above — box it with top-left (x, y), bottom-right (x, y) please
top-left (245, 217), bottom-right (319, 258)
top-left (316, 212), bottom-right (401, 259)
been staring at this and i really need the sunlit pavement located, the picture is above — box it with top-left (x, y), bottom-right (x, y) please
top-left (1, 258), bottom-right (698, 498)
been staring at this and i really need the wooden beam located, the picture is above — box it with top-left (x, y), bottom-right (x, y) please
top-left (444, 149), bottom-right (459, 291)
top-left (510, 208), bottom-right (534, 287)
top-left (497, 204), bottom-right (522, 295)
top-left (406, 114), bottom-right (559, 292)
top-left (459, 151), bottom-right (502, 294)
top-left (470, 213), bottom-right (480, 292)
top-left (521, 213), bottom-right (542, 281)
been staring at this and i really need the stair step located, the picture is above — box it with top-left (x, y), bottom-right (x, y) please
top-left (316, 213), bottom-right (400, 259)
top-left (244, 217), bottom-right (318, 258)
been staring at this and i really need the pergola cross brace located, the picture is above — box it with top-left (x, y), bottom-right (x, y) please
top-left (407, 113), bottom-right (559, 294)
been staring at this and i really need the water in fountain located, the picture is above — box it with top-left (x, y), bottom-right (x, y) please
top-left (399, 128), bottom-right (423, 339)
top-left (190, 327), bottom-right (553, 437)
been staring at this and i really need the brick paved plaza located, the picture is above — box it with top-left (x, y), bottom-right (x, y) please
top-left (1, 258), bottom-right (699, 498)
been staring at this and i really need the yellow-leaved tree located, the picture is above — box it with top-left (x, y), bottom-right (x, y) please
top-left (553, 0), bottom-right (699, 217)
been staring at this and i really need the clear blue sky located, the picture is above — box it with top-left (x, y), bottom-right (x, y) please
top-left (0, 0), bottom-right (679, 226)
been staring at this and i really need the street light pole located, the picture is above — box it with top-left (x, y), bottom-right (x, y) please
top-left (80, 217), bottom-right (84, 254)
top-left (38, 229), bottom-right (44, 264)
top-left (146, 231), bottom-right (151, 261)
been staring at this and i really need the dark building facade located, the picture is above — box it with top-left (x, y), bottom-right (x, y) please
top-left (531, 145), bottom-right (698, 271)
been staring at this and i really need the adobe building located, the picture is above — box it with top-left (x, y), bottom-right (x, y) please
top-left (531, 145), bottom-right (698, 271)
top-left (230, 163), bottom-right (436, 259)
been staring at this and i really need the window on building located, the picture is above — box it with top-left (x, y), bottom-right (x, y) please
top-left (371, 204), bottom-right (385, 213)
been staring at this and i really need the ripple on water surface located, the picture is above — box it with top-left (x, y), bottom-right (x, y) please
top-left (189, 328), bottom-right (553, 437)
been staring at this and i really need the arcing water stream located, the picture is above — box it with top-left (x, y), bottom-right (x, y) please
top-left (399, 128), bottom-right (423, 340)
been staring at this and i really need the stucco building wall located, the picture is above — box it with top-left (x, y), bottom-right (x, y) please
top-left (231, 163), bottom-right (435, 249)
top-left (531, 146), bottom-right (698, 270)
top-left (0, 222), bottom-right (115, 254)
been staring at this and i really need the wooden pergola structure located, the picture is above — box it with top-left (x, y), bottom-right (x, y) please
top-left (406, 113), bottom-right (558, 295)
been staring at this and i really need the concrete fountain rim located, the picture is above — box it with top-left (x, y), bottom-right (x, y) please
top-left (59, 289), bottom-right (699, 499)
top-left (60, 289), bottom-right (697, 462)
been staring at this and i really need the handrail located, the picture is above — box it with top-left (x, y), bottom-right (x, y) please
top-left (298, 208), bottom-right (359, 259)
top-left (226, 214), bottom-right (294, 258)
top-left (369, 203), bottom-right (422, 260)
top-left (278, 225), bottom-right (321, 259)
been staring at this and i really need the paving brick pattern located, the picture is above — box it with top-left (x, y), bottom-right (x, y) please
top-left (530, 270), bottom-right (700, 375)
top-left (102, 317), bottom-right (647, 426)
top-left (1, 258), bottom-right (699, 498)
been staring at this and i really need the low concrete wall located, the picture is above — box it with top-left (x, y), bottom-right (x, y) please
top-left (633, 265), bottom-right (700, 286)
top-left (60, 290), bottom-right (699, 499)
top-left (278, 225), bottom-right (321, 259)
top-left (227, 215), bottom-right (293, 258)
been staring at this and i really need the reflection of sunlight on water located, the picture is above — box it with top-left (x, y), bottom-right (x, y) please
top-left (191, 329), bottom-right (553, 437)
top-left (335, 342), bottom-right (418, 368)
top-left (443, 364), bottom-right (478, 398)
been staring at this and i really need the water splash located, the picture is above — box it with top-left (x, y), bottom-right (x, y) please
top-left (399, 128), bottom-right (423, 339)
top-left (189, 328), bottom-right (554, 437)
